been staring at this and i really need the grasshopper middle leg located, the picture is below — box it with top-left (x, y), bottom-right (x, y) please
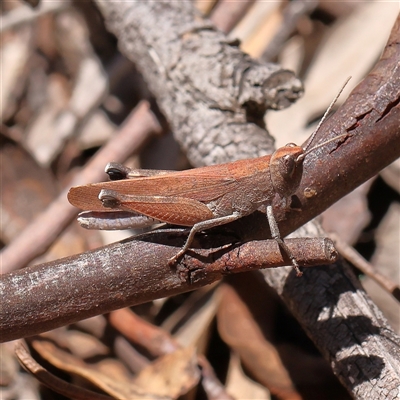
top-left (168, 212), bottom-right (241, 265)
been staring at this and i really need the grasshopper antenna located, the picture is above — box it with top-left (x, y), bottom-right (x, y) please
top-left (302, 76), bottom-right (352, 154)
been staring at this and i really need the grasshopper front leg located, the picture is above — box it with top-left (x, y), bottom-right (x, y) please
top-left (266, 205), bottom-right (302, 277)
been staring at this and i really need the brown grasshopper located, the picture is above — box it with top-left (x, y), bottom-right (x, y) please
top-left (68, 80), bottom-right (350, 277)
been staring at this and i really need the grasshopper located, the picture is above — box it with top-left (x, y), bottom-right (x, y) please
top-left (68, 80), bottom-right (350, 277)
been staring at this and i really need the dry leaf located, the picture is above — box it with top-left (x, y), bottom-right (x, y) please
top-left (31, 338), bottom-right (200, 400)
top-left (31, 339), bottom-right (159, 400)
top-left (217, 283), bottom-right (301, 400)
top-left (226, 352), bottom-right (271, 400)
top-left (133, 346), bottom-right (200, 399)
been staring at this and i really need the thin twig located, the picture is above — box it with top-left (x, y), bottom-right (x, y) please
top-left (331, 233), bottom-right (400, 302)
top-left (262, 0), bottom-right (318, 62)
top-left (0, 0), bottom-right (70, 32)
top-left (209, 0), bottom-right (256, 34)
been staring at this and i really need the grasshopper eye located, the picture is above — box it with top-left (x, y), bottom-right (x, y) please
top-left (280, 154), bottom-right (296, 179)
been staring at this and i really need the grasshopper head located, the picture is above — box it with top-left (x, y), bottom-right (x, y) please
top-left (269, 78), bottom-right (351, 202)
top-left (270, 144), bottom-right (305, 199)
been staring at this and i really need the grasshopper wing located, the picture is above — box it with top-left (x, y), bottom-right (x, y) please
top-left (68, 155), bottom-right (272, 213)
top-left (68, 164), bottom-right (239, 212)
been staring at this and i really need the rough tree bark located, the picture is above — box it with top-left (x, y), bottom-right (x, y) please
top-left (94, 0), bottom-right (303, 167)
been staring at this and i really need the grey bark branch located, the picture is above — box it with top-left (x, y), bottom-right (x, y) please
top-left (94, 0), bottom-right (303, 167)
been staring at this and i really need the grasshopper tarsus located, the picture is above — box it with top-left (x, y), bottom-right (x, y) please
top-left (286, 251), bottom-right (303, 277)
top-left (168, 253), bottom-right (183, 266)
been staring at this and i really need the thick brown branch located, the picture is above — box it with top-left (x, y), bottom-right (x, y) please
top-left (0, 237), bottom-right (335, 342)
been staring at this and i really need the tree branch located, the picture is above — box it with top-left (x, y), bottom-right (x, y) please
top-left (93, 0), bottom-right (303, 166)
top-left (0, 237), bottom-right (335, 342)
